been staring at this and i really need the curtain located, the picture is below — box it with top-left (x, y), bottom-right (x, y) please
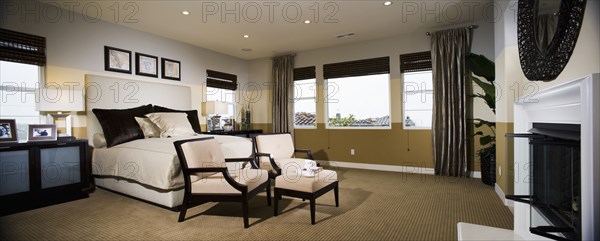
top-left (271, 55), bottom-right (295, 134)
top-left (431, 28), bottom-right (472, 177)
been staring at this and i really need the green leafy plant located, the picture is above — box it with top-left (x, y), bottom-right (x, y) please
top-left (329, 114), bottom-right (356, 127)
top-left (466, 53), bottom-right (496, 159)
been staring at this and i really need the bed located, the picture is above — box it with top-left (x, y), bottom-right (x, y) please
top-left (85, 75), bottom-right (252, 209)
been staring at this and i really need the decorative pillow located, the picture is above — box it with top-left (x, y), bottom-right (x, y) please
top-left (145, 112), bottom-right (196, 138)
top-left (153, 105), bottom-right (202, 133)
top-left (135, 117), bottom-right (160, 138)
top-left (92, 133), bottom-right (107, 149)
top-left (92, 104), bottom-right (154, 147)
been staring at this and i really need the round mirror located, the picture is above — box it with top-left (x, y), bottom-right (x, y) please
top-left (518, 0), bottom-right (587, 81)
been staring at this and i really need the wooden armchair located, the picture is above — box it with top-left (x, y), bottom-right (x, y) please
top-left (173, 137), bottom-right (271, 228)
top-left (253, 133), bottom-right (314, 178)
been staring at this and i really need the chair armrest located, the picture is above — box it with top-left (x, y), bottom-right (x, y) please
top-left (225, 157), bottom-right (254, 163)
top-left (186, 167), bottom-right (247, 192)
top-left (256, 152), bottom-right (281, 175)
top-left (294, 149), bottom-right (313, 160)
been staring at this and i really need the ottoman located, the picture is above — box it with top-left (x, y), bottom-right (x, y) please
top-left (273, 169), bottom-right (339, 224)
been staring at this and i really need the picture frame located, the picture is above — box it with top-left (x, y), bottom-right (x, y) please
top-left (28, 124), bottom-right (57, 142)
top-left (135, 52), bottom-right (158, 77)
top-left (161, 58), bottom-right (181, 81)
top-left (0, 119), bottom-right (18, 143)
top-left (104, 46), bottom-right (132, 74)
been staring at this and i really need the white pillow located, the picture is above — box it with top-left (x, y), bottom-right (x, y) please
top-left (93, 133), bottom-right (107, 148)
top-left (135, 117), bottom-right (161, 138)
top-left (145, 112), bottom-right (196, 138)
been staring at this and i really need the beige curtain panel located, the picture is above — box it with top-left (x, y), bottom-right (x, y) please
top-left (431, 28), bottom-right (472, 177)
top-left (271, 55), bottom-right (295, 134)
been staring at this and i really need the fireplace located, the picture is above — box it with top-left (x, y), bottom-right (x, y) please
top-left (508, 123), bottom-right (581, 240)
top-left (511, 73), bottom-right (598, 241)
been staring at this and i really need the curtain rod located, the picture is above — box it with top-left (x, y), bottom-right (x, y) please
top-left (426, 25), bottom-right (478, 36)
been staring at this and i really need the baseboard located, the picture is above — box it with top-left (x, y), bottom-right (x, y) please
top-left (319, 160), bottom-right (482, 178)
top-left (319, 160), bottom-right (435, 175)
top-left (495, 183), bottom-right (514, 212)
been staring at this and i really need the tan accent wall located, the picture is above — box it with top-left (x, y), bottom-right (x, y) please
top-left (495, 122), bottom-right (514, 195)
top-left (295, 123), bottom-right (434, 168)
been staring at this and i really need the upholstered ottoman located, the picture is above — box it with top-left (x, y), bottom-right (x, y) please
top-left (273, 169), bottom-right (339, 224)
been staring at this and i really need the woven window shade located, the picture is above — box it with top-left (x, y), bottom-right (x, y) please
top-left (400, 51), bottom-right (432, 73)
top-left (0, 28), bottom-right (46, 66)
top-left (323, 57), bottom-right (389, 79)
top-left (293, 66), bottom-right (316, 81)
top-left (207, 70), bottom-right (237, 90)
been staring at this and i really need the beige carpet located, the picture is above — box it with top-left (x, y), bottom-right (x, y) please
top-left (0, 168), bottom-right (512, 240)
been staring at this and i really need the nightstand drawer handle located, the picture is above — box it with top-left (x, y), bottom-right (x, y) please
top-left (57, 143), bottom-right (67, 146)
top-left (0, 146), bottom-right (9, 150)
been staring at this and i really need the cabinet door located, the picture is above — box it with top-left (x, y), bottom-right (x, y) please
top-left (40, 146), bottom-right (81, 189)
top-left (0, 150), bottom-right (30, 196)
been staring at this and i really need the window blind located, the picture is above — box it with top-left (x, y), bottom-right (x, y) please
top-left (293, 66), bottom-right (316, 81)
top-left (206, 70), bottom-right (237, 90)
top-left (323, 57), bottom-right (389, 79)
top-left (0, 28), bottom-right (46, 66)
top-left (400, 51), bottom-right (432, 73)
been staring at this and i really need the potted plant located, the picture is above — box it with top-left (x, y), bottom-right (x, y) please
top-left (466, 53), bottom-right (496, 186)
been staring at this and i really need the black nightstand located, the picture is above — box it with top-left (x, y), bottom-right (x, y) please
top-left (202, 129), bottom-right (263, 138)
top-left (0, 139), bottom-right (90, 215)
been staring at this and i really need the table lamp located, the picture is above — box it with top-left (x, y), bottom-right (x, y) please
top-left (203, 101), bottom-right (228, 131)
top-left (37, 88), bottom-right (84, 138)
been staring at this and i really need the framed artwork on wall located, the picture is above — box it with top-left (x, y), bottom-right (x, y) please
top-left (28, 124), bottom-right (57, 142)
top-left (161, 58), bottom-right (181, 81)
top-left (0, 119), bottom-right (18, 143)
top-left (104, 46), bottom-right (132, 74)
top-left (135, 53), bottom-right (158, 77)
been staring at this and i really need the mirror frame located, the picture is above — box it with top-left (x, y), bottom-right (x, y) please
top-left (518, 0), bottom-right (587, 81)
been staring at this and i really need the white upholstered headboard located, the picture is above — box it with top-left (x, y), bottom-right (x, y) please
top-left (85, 74), bottom-right (192, 144)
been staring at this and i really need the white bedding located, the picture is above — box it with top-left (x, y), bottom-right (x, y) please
top-left (92, 135), bottom-right (252, 190)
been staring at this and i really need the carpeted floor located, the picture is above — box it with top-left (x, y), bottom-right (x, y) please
top-left (0, 168), bottom-right (512, 240)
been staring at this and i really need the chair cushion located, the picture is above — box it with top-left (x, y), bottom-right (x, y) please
top-left (275, 170), bottom-right (338, 193)
top-left (255, 134), bottom-right (295, 160)
top-left (179, 138), bottom-right (226, 179)
top-left (259, 158), bottom-right (306, 175)
top-left (191, 169), bottom-right (269, 194)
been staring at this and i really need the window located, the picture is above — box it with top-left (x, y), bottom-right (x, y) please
top-left (324, 57), bottom-right (390, 128)
top-left (0, 29), bottom-right (46, 141)
top-left (206, 70), bottom-right (238, 126)
top-left (0, 61), bottom-right (43, 140)
top-left (293, 66), bottom-right (316, 128)
top-left (400, 51), bottom-right (433, 129)
top-left (403, 71), bottom-right (433, 129)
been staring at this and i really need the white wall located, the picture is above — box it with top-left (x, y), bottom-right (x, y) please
top-left (1, 0), bottom-right (250, 129)
top-left (248, 19), bottom-right (497, 124)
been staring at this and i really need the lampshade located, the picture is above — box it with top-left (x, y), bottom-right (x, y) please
top-left (203, 101), bottom-right (228, 115)
top-left (37, 88), bottom-right (84, 112)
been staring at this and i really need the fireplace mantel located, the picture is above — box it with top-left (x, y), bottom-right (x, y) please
top-left (513, 73), bottom-right (599, 240)
top-left (458, 73), bottom-right (599, 241)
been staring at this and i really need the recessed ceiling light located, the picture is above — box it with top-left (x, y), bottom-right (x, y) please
top-left (383, 1), bottom-right (392, 6)
top-left (242, 48), bottom-right (252, 52)
top-left (304, 20), bottom-right (311, 24)
top-left (181, 11), bottom-right (190, 15)
top-left (243, 34), bottom-right (249, 38)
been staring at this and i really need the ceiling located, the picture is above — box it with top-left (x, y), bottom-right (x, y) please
top-left (41, 0), bottom-right (493, 60)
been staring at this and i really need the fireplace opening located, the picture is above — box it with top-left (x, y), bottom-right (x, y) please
top-left (507, 123), bottom-right (581, 241)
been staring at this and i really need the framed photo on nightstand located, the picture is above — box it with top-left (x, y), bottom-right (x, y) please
top-left (28, 124), bottom-right (57, 142)
top-left (0, 119), bottom-right (17, 142)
